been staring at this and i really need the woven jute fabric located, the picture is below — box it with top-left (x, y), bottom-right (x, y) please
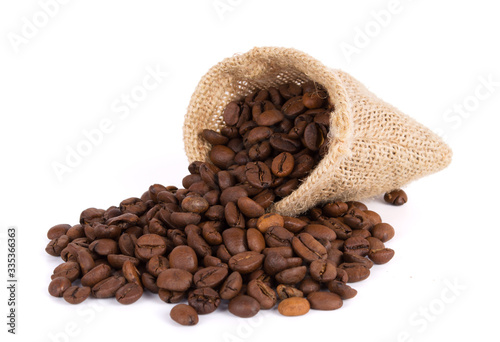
top-left (183, 47), bottom-right (452, 216)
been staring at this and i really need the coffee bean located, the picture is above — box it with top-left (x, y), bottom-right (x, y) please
top-left (371, 223), bottom-right (395, 242)
top-left (247, 279), bottom-right (277, 309)
top-left (309, 260), bottom-right (337, 282)
top-left (229, 251), bottom-right (265, 274)
top-left (48, 277), bottom-right (72, 297)
top-left (202, 129), bottom-right (229, 145)
top-left (210, 145), bottom-right (236, 169)
top-left (45, 235), bottom-right (70, 256)
top-left (343, 236), bottom-right (370, 256)
top-left (256, 213), bottom-right (284, 233)
top-left (169, 246), bottom-right (198, 273)
top-left (275, 266), bottom-right (307, 285)
top-left (282, 96), bottom-right (306, 118)
top-left (89, 239), bottom-right (118, 256)
top-left (384, 189), bottom-right (408, 205)
top-left (368, 248), bottom-right (395, 264)
top-left (63, 286), bottom-right (91, 304)
top-left (298, 278), bottom-right (321, 295)
top-left (307, 291), bottom-right (342, 310)
top-left (228, 295), bottom-right (261, 318)
top-left (81, 264), bottom-right (111, 287)
top-left (47, 224), bottom-right (71, 240)
top-left (170, 304), bottom-right (199, 326)
top-left (246, 228), bottom-right (266, 253)
top-left (271, 152), bottom-right (295, 178)
top-left (366, 237), bottom-right (385, 251)
top-left (141, 273), bottom-right (159, 294)
top-left (122, 260), bottom-right (142, 286)
top-left (222, 228), bottom-right (248, 255)
top-left (52, 261), bottom-right (80, 282)
top-left (188, 287), bottom-right (220, 314)
top-left (343, 252), bottom-right (373, 269)
top-left (193, 266), bottom-right (228, 288)
top-left (116, 283), bottom-right (143, 304)
top-left (220, 271), bottom-right (243, 300)
top-left (92, 275), bottom-right (126, 298)
top-left (135, 234), bottom-right (167, 261)
top-left (245, 161), bottom-right (273, 189)
top-left (220, 186), bottom-right (248, 206)
top-left (276, 284), bottom-right (304, 300)
top-left (223, 101), bottom-right (241, 126)
top-left (328, 280), bottom-right (357, 299)
top-left (181, 196), bottom-right (209, 214)
top-left (338, 263), bottom-right (370, 283)
top-left (292, 233), bottom-right (327, 263)
top-left (237, 197), bottom-right (265, 218)
top-left (278, 297), bottom-right (310, 316)
top-left (303, 91), bottom-right (326, 109)
top-left (157, 268), bottom-right (193, 292)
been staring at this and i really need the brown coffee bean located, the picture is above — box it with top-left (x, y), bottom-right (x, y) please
top-left (228, 295), bottom-right (260, 318)
top-left (157, 268), bottom-right (193, 292)
top-left (275, 266), bottom-right (307, 285)
top-left (338, 263), bottom-right (370, 283)
top-left (135, 234), bottom-right (167, 261)
top-left (343, 236), bottom-right (370, 256)
top-left (298, 277), bottom-right (321, 295)
top-left (309, 260), bottom-right (337, 282)
top-left (276, 284), bottom-right (304, 300)
top-left (343, 252), bottom-right (374, 269)
top-left (282, 96), bottom-right (306, 117)
top-left (89, 239), bottom-right (118, 257)
top-left (328, 280), bottom-right (357, 299)
top-left (63, 286), bottom-right (91, 304)
top-left (307, 291), bottom-right (342, 310)
top-left (371, 223), bottom-right (395, 242)
top-left (366, 236), bottom-right (385, 251)
top-left (170, 304), bottom-right (199, 326)
top-left (229, 251), bottom-right (265, 274)
top-left (237, 197), bottom-right (265, 218)
top-left (220, 271), bottom-right (243, 300)
top-left (223, 101), bottom-right (241, 126)
top-left (246, 228), bottom-right (266, 253)
top-left (220, 186), bottom-right (248, 206)
top-left (368, 248), bottom-right (395, 264)
top-left (222, 228), bottom-right (248, 255)
top-left (52, 261), bottom-right (80, 282)
top-left (66, 224), bottom-right (85, 240)
top-left (80, 208), bottom-right (105, 225)
top-left (118, 233), bottom-right (137, 256)
top-left (278, 297), bottom-right (310, 316)
top-left (107, 254), bottom-right (139, 270)
top-left (322, 202), bottom-right (348, 217)
top-left (188, 288), bottom-right (220, 314)
top-left (303, 122), bottom-right (324, 151)
top-left (303, 91), bottom-right (326, 109)
top-left (159, 289), bottom-right (186, 303)
top-left (115, 283), bottom-right (143, 304)
top-left (169, 246), bottom-right (198, 273)
top-left (384, 189), bottom-right (408, 205)
top-left (193, 266), bottom-right (228, 288)
top-left (245, 161), bottom-right (273, 189)
top-left (48, 277), bottom-right (72, 297)
top-left (210, 145), bottom-right (235, 169)
top-left (76, 249), bottom-right (95, 275)
top-left (170, 212), bottom-right (201, 228)
top-left (202, 129), bottom-right (229, 145)
top-left (292, 233), bottom-right (327, 263)
top-left (92, 275), bottom-right (126, 298)
top-left (81, 264), bottom-right (111, 287)
top-left (47, 224), bottom-right (71, 240)
top-left (271, 152), bottom-right (295, 177)
top-left (256, 213), bottom-right (284, 233)
top-left (45, 235), bottom-right (70, 256)
top-left (255, 109), bottom-right (284, 126)
top-left (141, 273), bottom-right (159, 294)
top-left (122, 260), bottom-right (141, 286)
top-left (247, 279), bottom-right (277, 309)
top-left (304, 224), bottom-right (337, 242)
top-left (181, 196), bottom-right (209, 214)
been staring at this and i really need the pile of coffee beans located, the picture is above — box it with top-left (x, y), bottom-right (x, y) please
top-left (46, 82), bottom-right (403, 325)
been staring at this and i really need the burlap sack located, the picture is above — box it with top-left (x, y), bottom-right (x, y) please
top-left (183, 47), bottom-right (452, 216)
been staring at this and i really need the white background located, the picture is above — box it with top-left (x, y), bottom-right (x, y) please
top-left (1, 1), bottom-right (499, 341)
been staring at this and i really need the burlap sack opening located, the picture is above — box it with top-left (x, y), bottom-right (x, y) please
top-left (183, 47), bottom-right (452, 217)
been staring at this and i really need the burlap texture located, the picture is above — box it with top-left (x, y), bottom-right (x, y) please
top-left (183, 47), bottom-right (452, 216)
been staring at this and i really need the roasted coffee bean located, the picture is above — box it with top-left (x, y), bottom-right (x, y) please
top-left (210, 145), bottom-right (236, 169)
top-left (170, 304), bottom-right (199, 326)
top-left (159, 289), bottom-right (185, 303)
top-left (135, 234), bottom-right (167, 261)
top-left (368, 248), bottom-right (395, 264)
top-left (116, 283), bottom-right (143, 304)
top-left (201, 222), bottom-right (223, 245)
top-left (66, 224), bottom-right (85, 241)
top-left (271, 152), bottom-right (295, 178)
top-left (157, 268), bottom-right (193, 292)
top-left (247, 279), bottom-right (277, 309)
top-left (169, 246), bottom-right (198, 273)
top-left (122, 260), bottom-right (142, 286)
top-left (343, 252), bottom-right (374, 269)
top-left (63, 286), bottom-right (91, 304)
top-left (220, 271), bottom-right (243, 300)
top-left (371, 223), bottom-right (395, 242)
top-left (46, 235), bottom-right (70, 256)
top-left (292, 233), bottom-right (327, 262)
top-left (366, 237), bottom-right (385, 251)
top-left (186, 226), bottom-right (212, 258)
top-left (304, 224), bottom-right (337, 242)
top-left (220, 186), bottom-right (248, 206)
top-left (89, 239), bottom-right (118, 256)
top-left (223, 101), bottom-right (241, 126)
top-left (298, 277), bottom-right (321, 295)
top-left (222, 228), bottom-right (248, 255)
top-left (118, 233), bottom-right (137, 256)
top-left (338, 263), bottom-right (370, 283)
top-left (237, 197), bottom-right (265, 218)
top-left (384, 189), bottom-right (408, 206)
top-left (256, 213), bottom-right (284, 233)
top-left (93, 224), bottom-right (121, 239)
top-left (265, 226), bottom-right (294, 247)
top-left (81, 264), bottom-right (111, 287)
top-left (92, 275), bottom-right (126, 298)
top-left (141, 273), bottom-right (159, 294)
top-left (106, 213), bottom-right (140, 231)
top-left (76, 249), bottom-right (95, 275)
top-left (275, 266), bottom-right (307, 285)
top-left (47, 224), bottom-right (71, 240)
top-left (274, 178), bottom-right (299, 197)
top-left (278, 297), bottom-right (310, 316)
top-left (276, 284), bottom-right (304, 300)
top-left (303, 122), bottom-right (324, 151)
top-left (343, 236), bottom-right (370, 257)
top-left (229, 251), bottom-right (265, 274)
top-left (282, 96), bottom-right (306, 118)
top-left (80, 208), bottom-right (105, 225)
top-left (303, 91), bottom-right (326, 109)
top-left (319, 217), bottom-right (352, 240)
top-left (181, 196), bottom-right (209, 214)
top-left (245, 162), bottom-right (273, 189)
top-left (202, 129), bottom-right (229, 145)
top-left (193, 266), bottom-right (228, 288)
top-left (107, 254), bottom-right (139, 269)
top-left (188, 288), bottom-right (220, 315)
top-left (119, 197), bottom-right (148, 216)
top-left (307, 291), bottom-right (342, 310)
top-left (309, 260), bottom-right (337, 282)
top-left (170, 212), bottom-right (201, 228)
top-left (328, 280), bottom-right (358, 299)
top-left (246, 228), bottom-right (266, 253)
top-left (52, 261), bottom-right (80, 282)
top-left (48, 277), bottom-right (72, 297)
top-left (228, 295), bottom-right (261, 318)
